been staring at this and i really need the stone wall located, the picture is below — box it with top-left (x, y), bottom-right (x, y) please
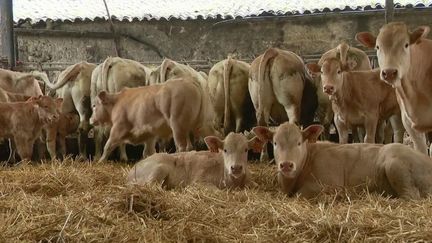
top-left (15, 8), bottom-right (432, 71)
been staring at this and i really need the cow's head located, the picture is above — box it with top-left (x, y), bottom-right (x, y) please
top-left (90, 91), bottom-right (114, 126)
top-left (205, 133), bottom-right (264, 179)
top-left (356, 22), bottom-right (430, 87)
top-left (30, 95), bottom-right (63, 124)
top-left (253, 123), bottom-right (323, 179)
top-left (306, 58), bottom-right (345, 96)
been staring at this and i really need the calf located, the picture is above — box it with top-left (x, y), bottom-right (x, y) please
top-left (307, 58), bottom-right (403, 144)
top-left (0, 96), bottom-right (62, 161)
top-left (253, 123), bottom-right (432, 199)
top-left (45, 112), bottom-right (80, 160)
top-left (126, 133), bottom-right (264, 189)
top-left (90, 78), bottom-right (220, 162)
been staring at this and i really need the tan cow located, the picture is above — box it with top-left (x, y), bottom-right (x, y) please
top-left (356, 22), bottom-right (432, 155)
top-left (312, 43), bottom-right (372, 141)
top-left (253, 123), bottom-right (432, 199)
top-left (127, 133), bottom-right (264, 189)
top-left (41, 61), bottom-right (96, 158)
top-left (91, 57), bottom-right (153, 161)
top-left (207, 57), bottom-right (255, 135)
top-left (306, 46), bottom-right (404, 144)
top-left (0, 68), bottom-right (45, 96)
top-left (0, 95), bottom-right (62, 161)
top-left (248, 48), bottom-right (318, 161)
top-left (90, 77), bottom-right (220, 162)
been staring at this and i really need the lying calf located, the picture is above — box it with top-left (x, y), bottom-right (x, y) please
top-left (0, 95), bottom-right (62, 161)
top-left (127, 133), bottom-right (264, 189)
top-left (253, 122), bottom-right (432, 199)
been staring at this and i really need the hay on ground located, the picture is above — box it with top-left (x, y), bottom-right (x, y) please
top-left (1, 158), bottom-right (432, 242)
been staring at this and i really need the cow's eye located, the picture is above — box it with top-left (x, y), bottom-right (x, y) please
top-left (376, 45), bottom-right (380, 50)
top-left (273, 142), bottom-right (277, 147)
top-left (297, 141), bottom-right (301, 146)
top-left (405, 43), bottom-right (409, 48)
top-left (337, 70), bottom-right (341, 74)
top-left (223, 149), bottom-right (227, 153)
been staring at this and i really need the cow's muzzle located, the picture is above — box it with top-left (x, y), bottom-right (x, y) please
top-left (381, 69), bottom-right (398, 84)
top-left (323, 85), bottom-right (335, 95)
top-left (279, 161), bottom-right (296, 177)
top-left (230, 165), bottom-right (243, 177)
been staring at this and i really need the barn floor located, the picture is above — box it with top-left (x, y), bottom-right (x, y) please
top-left (1, 160), bottom-right (432, 242)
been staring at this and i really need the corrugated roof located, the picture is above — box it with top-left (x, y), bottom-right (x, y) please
top-left (13, 0), bottom-right (432, 23)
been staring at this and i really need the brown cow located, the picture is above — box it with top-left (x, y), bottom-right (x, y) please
top-left (0, 96), bottom-right (62, 161)
top-left (45, 112), bottom-right (80, 160)
top-left (312, 42), bottom-right (372, 141)
top-left (127, 133), bottom-right (264, 189)
top-left (42, 61), bottom-right (96, 158)
top-left (356, 22), bottom-right (432, 155)
top-left (306, 51), bottom-right (404, 144)
top-left (90, 77), bottom-right (220, 162)
top-left (253, 123), bottom-right (432, 199)
top-left (91, 57), bottom-right (153, 161)
top-left (248, 47), bottom-right (317, 161)
top-left (207, 57), bottom-right (255, 135)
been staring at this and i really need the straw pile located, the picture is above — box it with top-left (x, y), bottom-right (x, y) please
top-left (1, 159), bottom-right (432, 242)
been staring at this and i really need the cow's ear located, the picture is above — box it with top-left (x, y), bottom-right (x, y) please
top-left (204, 136), bottom-right (224, 153)
top-left (55, 98), bottom-right (63, 109)
top-left (302, 125), bottom-right (324, 143)
top-left (248, 136), bottom-right (266, 153)
top-left (27, 96), bottom-right (38, 102)
top-left (97, 91), bottom-right (111, 104)
top-left (252, 126), bottom-right (274, 143)
top-left (306, 63), bottom-right (321, 75)
top-left (355, 32), bottom-right (376, 48)
top-left (410, 26), bottom-right (430, 44)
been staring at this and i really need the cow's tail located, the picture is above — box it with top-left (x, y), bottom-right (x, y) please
top-left (257, 48), bottom-right (278, 126)
top-left (223, 57), bottom-right (233, 134)
top-left (47, 62), bottom-right (83, 90)
top-left (101, 56), bottom-right (115, 89)
top-left (160, 58), bottom-right (175, 83)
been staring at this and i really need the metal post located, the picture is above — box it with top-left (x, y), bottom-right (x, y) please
top-left (0, 0), bottom-right (15, 69)
top-left (385, 0), bottom-right (394, 24)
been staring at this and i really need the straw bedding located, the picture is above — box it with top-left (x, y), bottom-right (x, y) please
top-left (1, 159), bottom-right (432, 242)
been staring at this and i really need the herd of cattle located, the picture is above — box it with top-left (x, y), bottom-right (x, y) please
top-left (2, 22), bottom-right (432, 199)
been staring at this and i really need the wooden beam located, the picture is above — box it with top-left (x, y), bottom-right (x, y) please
top-left (0, 0), bottom-right (15, 69)
top-left (385, 0), bottom-right (394, 24)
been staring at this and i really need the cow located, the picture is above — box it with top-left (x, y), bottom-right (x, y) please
top-left (41, 61), bottom-right (96, 158)
top-left (91, 57), bottom-right (153, 161)
top-left (312, 42), bottom-right (372, 142)
top-left (90, 77), bottom-right (220, 162)
top-left (0, 95), bottom-right (62, 161)
top-left (0, 68), bottom-right (45, 96)
top-left (356, 22), bottom-right (432, 156)
top-left (207, 57), bottom-right (255, 135)
top-left (253, 122), bottom-right (432, 199)
top-left (248, 47), bottom-right (318, 161)
top-left (126, 133), bottom-right (264, 189)
top-left (45, 112), bottom-right (80, 160)
top-left (306, 44), bottom-right (404, 144)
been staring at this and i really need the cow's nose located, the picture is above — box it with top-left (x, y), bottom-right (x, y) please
top-left (381, 69), bottom-right (398, 82)
top-left (323, 85), bottom-right (335, 95)
top-left (280, 161), bottom-right (294, 171)
top-left (231, 165), bottom-right (243, 174)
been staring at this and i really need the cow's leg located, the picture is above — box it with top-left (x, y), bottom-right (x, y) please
top-left (389, 114), bottom-right (404, 144)
top-left (14, 136), bottom-right (34, 162)
top-left (99, 125), bottom-right (127, 162)
top-left (401, 112), bottom-right (428, 155)
top-left (93, 127), bottom-right (105, 161)
top-left (375, 120), bottom-right (386, 144)
top-left (143, 137), bottom-right (157, 159)
top-left (119, 144), bottom-right (128, 162)
top-left (45, 126), bottom-right (58, 160)
top-left (284, 105), bottom-right (299, 125)
top-left (351, 126), bottom-right (364, 143)
top-left (334, 115), bottom-right (349, 144)
top-left (172, 129), bottom-right (188, 152)
top-left (58, 134), bottom-right (67, 160)
top-left (383, 120), bottom-right (394, 144)
top-left (72, 91), bottom-right (91, 158)
top-left (7, 139), bottom-right (16, 164)
top-left (364, 117), bottom-right (378, 143)
top-left (235, 116), bottom-right (243, 133)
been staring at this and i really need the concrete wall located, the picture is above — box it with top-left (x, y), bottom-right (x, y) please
top-left (15, 8), bottom-right (432, 70)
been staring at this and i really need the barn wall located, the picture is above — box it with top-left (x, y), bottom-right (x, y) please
top-left (15, 8), bottom-right (432, 68)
